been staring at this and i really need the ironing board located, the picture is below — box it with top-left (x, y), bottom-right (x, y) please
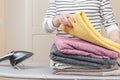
top-left (0, 62), bottom-right (120, 80)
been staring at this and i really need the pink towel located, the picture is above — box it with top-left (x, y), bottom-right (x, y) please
top-left (54, 36), bottom-right (118, 59)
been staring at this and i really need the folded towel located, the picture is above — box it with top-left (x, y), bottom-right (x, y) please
top-left (53, 64), bottom-right (118, 73)
top-left (53, 65), bottom-right (119, 76)
top-left (59, 11), bottom-right (120, 60)
top-left (54, 35), bottom-right (118, 59)
top-left (50, 60), bottom-right (116, 71)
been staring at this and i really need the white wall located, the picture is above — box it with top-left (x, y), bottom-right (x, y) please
top-left (0, 0), bottom-right (5, 55)
top-left (5, 0), bottom-right (27, 52)
top-left (110, 0), bottom-right (120, 27)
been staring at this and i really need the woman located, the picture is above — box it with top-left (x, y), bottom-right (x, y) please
top-left (42, 0), bottom-right (120, 43)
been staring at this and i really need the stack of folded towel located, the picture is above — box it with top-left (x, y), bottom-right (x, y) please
top-left (50, 36), bottom-right (118, 75)
top-left (59, 11), bottom-right (120, 59)
top-left (49, 11), bottom-right (120, 75)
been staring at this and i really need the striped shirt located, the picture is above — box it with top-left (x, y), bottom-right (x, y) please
top-left (42, 0), bottom-right (119, 35)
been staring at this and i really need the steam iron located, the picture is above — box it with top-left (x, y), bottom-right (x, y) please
top-left (0, 51), bottom-right (33, 69)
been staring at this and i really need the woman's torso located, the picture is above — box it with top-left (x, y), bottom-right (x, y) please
top-left (55, 0), bottom-right (102, 34)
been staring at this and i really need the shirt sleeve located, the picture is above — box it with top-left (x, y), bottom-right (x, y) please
top-left (42, 0), bottom-right (57, 33)
top-left (100, 0), bottom-right (119, 35)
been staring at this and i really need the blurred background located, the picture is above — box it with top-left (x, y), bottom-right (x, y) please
top-left (0, 0), bottom-right (120, 80)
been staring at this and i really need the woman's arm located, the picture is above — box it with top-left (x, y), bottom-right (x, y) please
top-left (42, 0), bottom-right (74, 33)
top-left (100, 0), bottom-right (120, 43)
top-left (42, 0), bottom-right (57, 33)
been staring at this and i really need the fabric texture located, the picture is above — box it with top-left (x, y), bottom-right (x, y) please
top-left (53, 65), bottom-right (119, 76)
top-left (54, 35), bottom-right (118, 59)
top-left (53, 64), bottom-right (118, 73)
top-left (50, 60), bottom-right (98, 69)
top-left (50, 44), bottom-right (116, 68)
top-left (42, 0), bottom-right (119, 34)
top-left (50, 60), bottom-right (117, 70)
top-left (59, 11), bottom-right (120, 61)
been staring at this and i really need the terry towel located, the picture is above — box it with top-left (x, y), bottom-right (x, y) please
top-left (50, 60), bottom-right (116, 71)
top-left (53, 65), bottom-right (119, 76)
top-left (54, 35), bottom-right (118, 59)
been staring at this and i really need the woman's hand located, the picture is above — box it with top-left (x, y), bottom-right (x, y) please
top-left (52, 12), bottom-right (74, 28)
top-left (109, 30), bottom-right (120, 44)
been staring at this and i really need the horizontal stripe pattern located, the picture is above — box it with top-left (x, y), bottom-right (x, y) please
top-left (44, 0), bottom-right (116, 34)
